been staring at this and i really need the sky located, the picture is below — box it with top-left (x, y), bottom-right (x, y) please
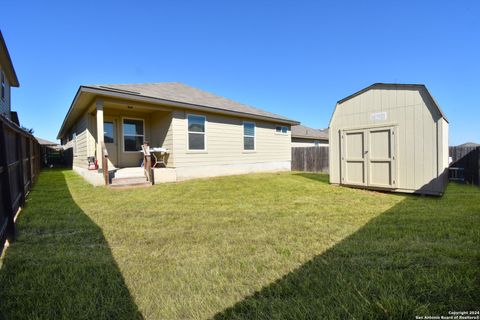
top-left (1, 0), bottom-right (479, 145)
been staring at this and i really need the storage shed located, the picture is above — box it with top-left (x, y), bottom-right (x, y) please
top-left (329, 83), bottom-right (449, 195)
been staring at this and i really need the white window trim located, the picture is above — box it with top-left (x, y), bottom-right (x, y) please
top-left (72, 132), bottom-right (77, 156)
top-left (122, 117), bottom-right (145, 153)
top-left (186, 113), bottom-right (207, 152)
top-left (243, 121), bottom-right (256, 152)
top-left (275, 125), bottom-right (289, 135)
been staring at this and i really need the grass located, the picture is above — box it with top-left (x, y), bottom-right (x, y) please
top-left (0, 169), bottom-right (479, 319)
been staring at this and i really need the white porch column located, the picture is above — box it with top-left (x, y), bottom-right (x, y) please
top-left (96, 99), bottom-right (104, 170)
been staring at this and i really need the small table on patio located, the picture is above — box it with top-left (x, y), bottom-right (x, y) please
top-left (144, 147), bottom-right (169, 168)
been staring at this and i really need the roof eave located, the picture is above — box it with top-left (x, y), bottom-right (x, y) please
top-left (56, 86), bottom-right (84, 139)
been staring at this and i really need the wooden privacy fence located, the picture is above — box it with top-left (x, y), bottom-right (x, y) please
top-left (0, 115), bottom-right (41, 254)
top-left (449, 146), bottom-right (480, 186)
top-left (291, 146), bottom-right (329, 173)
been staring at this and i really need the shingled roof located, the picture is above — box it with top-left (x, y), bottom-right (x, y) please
top-left (58, 82), bottom-right (299, 139)
top-left (291, 125), bottom-right (328, 140)
top-left (87, 82), bottom-right (298, 123)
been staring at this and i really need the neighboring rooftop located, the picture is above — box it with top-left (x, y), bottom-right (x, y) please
top-left (291, 125), bottom-right (328, 140)
top-left (35, 136), bottom-right (59, 146)
top-left (455, 142), bottom-right (479, 148)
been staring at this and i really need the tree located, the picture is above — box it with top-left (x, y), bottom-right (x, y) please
top-left (21, 126), bottom-right (34, 134)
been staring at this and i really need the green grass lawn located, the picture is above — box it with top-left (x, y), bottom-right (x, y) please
top-left (0, 169), bottom-right (479, 319)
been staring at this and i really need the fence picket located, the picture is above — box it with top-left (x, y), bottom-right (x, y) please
top-left (449, 146), bottom-right (480, 185)
top-left (0, 116), bottom-right (41, 254)
top-left (291, 146), bottom-right (329, 173)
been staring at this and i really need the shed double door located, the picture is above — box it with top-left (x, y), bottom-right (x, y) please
top-left (341, 126), bottom-right (397, 189)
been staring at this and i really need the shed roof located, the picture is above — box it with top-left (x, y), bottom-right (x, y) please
top-left (58, 82), bottom-right (299, 139)
top-left (336, 83), bottom-right (448, 123)
top-left (291, 125), bottom-right (328, 140)
top-left (0, 30), bottom-right (19, 87)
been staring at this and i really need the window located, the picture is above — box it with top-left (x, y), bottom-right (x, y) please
top-left (1, 72), bottom-right (5, 100)
top-left (123, 118), bottom-right (144, 152)
top-left (72, 132), bottom-right (77, 156)
top-left (276, 125), bottom-right (288, 134)
top-left (243, 121), bottom-right (255, 151)
top-left (314, 140), bottom-right (320, 147)
top-left (104, 121), bottom-right (114, 143)
top-left (187, 114), bottom-right (206, 150)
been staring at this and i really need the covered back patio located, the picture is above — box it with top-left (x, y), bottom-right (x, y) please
top-left (93, 98), bottom-right (173, 170)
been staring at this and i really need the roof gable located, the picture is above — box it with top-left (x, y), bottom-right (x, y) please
top-left (0, 30), bottom-right (19, 87)
top-left (331, 83), bottom-right (448, 126)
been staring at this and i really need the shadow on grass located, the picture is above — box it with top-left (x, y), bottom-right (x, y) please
top-left (214, 183), bottom-right (480, 319)
top-left (0, 170), bottom-right (143, 320)
top-left (292, 172), bottom-right (330, 184)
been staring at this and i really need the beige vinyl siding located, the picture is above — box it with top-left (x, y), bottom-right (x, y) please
top-left (67, 101), bottom-right (291, 173)
top-left (0, 66), bottom-right (11, 118)
top-left (437, 118), bottom-right (449, 189)
top-left (72, 114), bottom-right (89, 169)
top-left (171, 109), bottom-right (291, 168)
top-left (150, 111), bottom-right (174, 167)
top-left (329, 86), bottom-right (448, 195)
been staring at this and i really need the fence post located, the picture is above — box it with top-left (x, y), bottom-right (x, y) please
top-left (16, 134), bottom-right (25, 206)
top-left (477, 147), bottom-right (480, 186)
top-left (304, 148), bottom-right (308, 172)
top-left (26, 137), bottom-right (32, 190)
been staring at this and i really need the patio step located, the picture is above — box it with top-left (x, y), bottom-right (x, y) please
top-left (111, 176), bottom-right (149, 185)
top-left (113, 167), bottom-right (145, 179)
top-left (109, 167), bottom-right (152, 188)
top-left (109, 181), bottom-right (152, 189)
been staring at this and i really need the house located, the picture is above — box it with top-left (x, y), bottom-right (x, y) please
top-left (57, 82), bottom-right (299, 185)
top-left (291, 125), bottom-right (328, 147)
top-left (0, 30), bottom-right (20, 121)
top-left (329, 83), bottom-right (449, 196)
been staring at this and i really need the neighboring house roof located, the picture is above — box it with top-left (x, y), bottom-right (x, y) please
top-left (291, 125), bottom-right (329, 140)
top-left (0, 30), bottom-right (19, 87)
top-left (35, 136), bottom-right (59, 146)
top-left (58, 82), bottom-right (299, 139)
top-left (456, 142), bottom-right (479, 148)
top-left (333, 83), bottom-right (448, 124)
